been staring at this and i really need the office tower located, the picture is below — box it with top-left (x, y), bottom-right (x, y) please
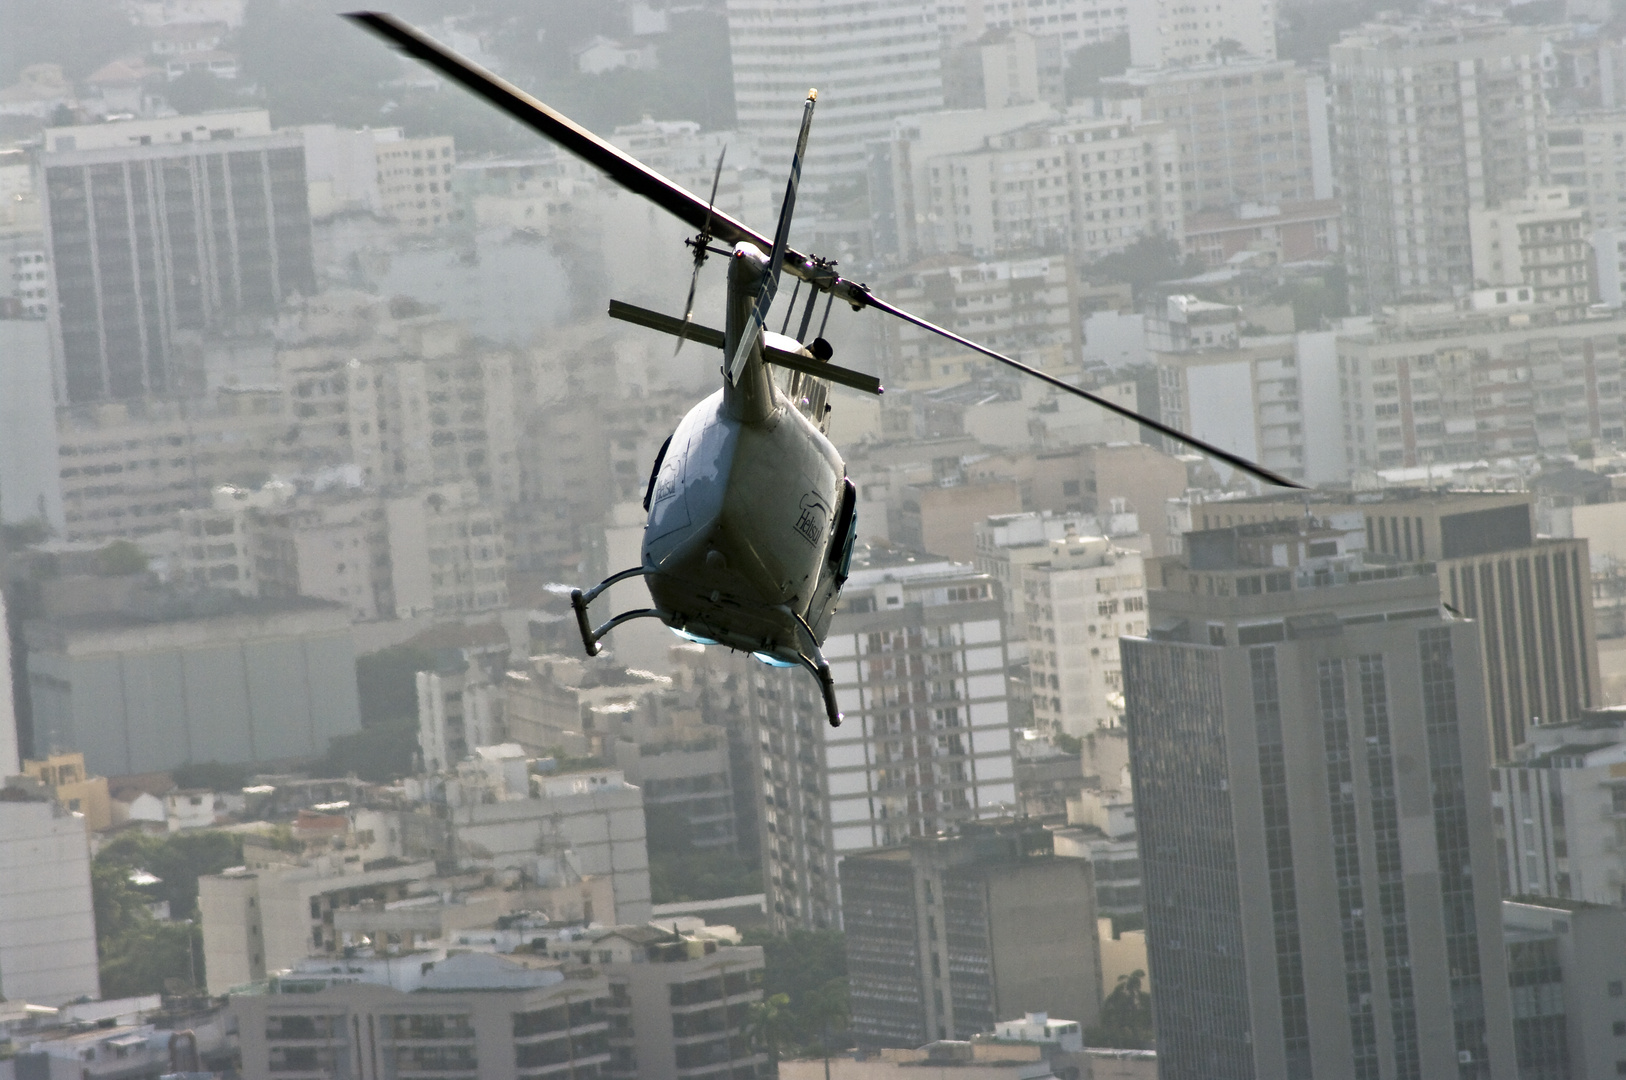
top-left (0, 788), bottom-right (99, 1006)
top-left (1502, 900), bottom-right (1626, 1080)
top-left (725, 0), bottom-right (943, 190)
top-left (841, 821), bottom-right (1099, 1048)
top-left (0, 313), bottom-right (62, 531)
top-left (1491, 710), bottom-right (1626, 905)
top-left (1128, 0), bottom-right (1277, 69)
top-left (749, 559), bottom-right (1019, 932)
top-left (1332, 18), bottom-right (1550, 309)
top-left (1198, 489), bottom-right (1600, 762)
top-left (1124, 519), bottom-right (1517, 1080)
top-left (39, 111), bottom-right (315, 404)
top-left (1105, 59), bottom-right (1330, 216)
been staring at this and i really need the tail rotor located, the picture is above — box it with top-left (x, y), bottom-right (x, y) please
top-left (676, 146), bottom-right (727, 355)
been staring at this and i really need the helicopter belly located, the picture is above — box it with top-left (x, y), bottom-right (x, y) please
top-left (640, 392), bottom-right (843, 655)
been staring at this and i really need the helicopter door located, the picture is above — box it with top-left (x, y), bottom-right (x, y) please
top-left (828, 477), bottom-right (856, 586)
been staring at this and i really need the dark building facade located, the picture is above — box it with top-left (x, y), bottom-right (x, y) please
top-left (1191, 490), bottom-right (1599, 762)
top-left (41, 130), bottom-right (314, 404)
top-left (1125, 521), bottom-right (1517, 1080)
top-left (840, 822), bottom-right (1099, 1049)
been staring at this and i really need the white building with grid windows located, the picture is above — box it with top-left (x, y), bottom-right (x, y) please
top-left (747, 559), bottom-right (1019, 932)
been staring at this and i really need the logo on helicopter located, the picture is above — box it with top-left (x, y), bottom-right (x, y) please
top-left (794, 493), bottom-right (830, 546)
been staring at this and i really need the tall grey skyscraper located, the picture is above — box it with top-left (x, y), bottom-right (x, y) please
top-left (39, 111), bottom-right (314, 404)
top-left (1331, 17), bottom-right (1549, 309)
top-left (1123, 519), bottom-right (1516, 1080)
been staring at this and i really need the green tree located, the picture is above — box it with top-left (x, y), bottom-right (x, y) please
top-left (94, 540), bottom-right (148, 576)
top-left (1086, 969), bottom-right (1154, 1049)
top-left (1064, 35), bottom-right (1130, 101)
top-left (355, 644), bottom-right (436, 724)
top-left (1083, 236), bottom-right (1203, 301)
top-left (321, 715), bottom-right (420, 782)
top-left (165, 71), bottom-right (239, 114)
top-left (747, 992), bottom-right (792, 1065)
top-left (741, 928), bottom-right (849, 1051)
top-left (91, 831), bottom-right (242, 998)
top-left (645, 809), bottom-right (760, 903)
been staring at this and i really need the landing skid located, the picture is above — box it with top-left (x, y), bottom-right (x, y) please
top-left (569, 567), bottom-right (843, 727)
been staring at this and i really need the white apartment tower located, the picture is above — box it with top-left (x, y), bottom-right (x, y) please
top-left (1024, 536), bottom-right (1146, 737)
top-left (0, 793), bottom-right (99, 1005)
top-left (749, 560), bottom-right (1019, 932)
top-left (1128, 0), bottom-right (1278, 70)
top-left (726, 0), bottom-right (944, 192)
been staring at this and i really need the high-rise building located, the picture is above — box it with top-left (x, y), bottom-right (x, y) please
top-left (749, 559), bottom-right (1019, 932)
top-left (1199, 488), bottom-right (1601, 762)
top-left (1127, 0), bottom-right (1277, 70)
top-left (0, 787), bottom-right (100, 1006)
top-left (939, 0), bottom-right (1132, 54)
top-left (841, 821), bottom-right (1099, 1048)
top-left (1491, 710), bottom-right (1626, 905)
top-left (726, 0), bottom-right (944, 192)
top-left (1546, 111), bottom-right (1626, 234)
top-left (1021, 535), bottom-right (1146, 736)
top-left (1124, 520), bottom-right (1517, 1080)
top-left (1331, 18), bottom-right (1550, 308)
top-left (1501, 899), bottom-right (1626, 1080)
top-left (39, 111), bottom-right (315, 404)
top-left (1105, 59), bottom-right (1329, 216)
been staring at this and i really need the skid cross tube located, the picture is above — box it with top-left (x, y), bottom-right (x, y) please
top-left (570, 567), bottom-right (660, 657)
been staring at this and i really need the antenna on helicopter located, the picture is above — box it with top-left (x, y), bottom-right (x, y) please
top-left (676, 146), bottom-right (726, 356)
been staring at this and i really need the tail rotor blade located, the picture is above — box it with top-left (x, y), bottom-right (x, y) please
top-left (676, 146), bottom-right (728, 357)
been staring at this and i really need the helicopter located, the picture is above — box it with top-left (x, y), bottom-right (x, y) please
top-left (347, 12), bottom-right (1304, 728)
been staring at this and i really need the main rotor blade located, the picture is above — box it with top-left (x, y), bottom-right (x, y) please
top-left (345, 12), bottom-right (762, 243)
top-left (861, 292), bottom-right (1304, 488)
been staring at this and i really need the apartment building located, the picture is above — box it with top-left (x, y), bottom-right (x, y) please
top-left (1337, 304), bottom-right (1626, 470)
top-left (1469, 186), bottom-right (1592, 313)
top-left (39, 111), bottom-right (315, 404)
top-left (1127, 0), bottom-right (1276, 69)
top-left (1106, 59), bottom-right (1330, 216)
top-left (374, 133), bottom-right (457, 232)
top-left (1022, 535), bottom-right (1146, 736)
top-left (886, 106), bottom-right (1182, 260)
top-left (841, 822), bottom-right (1099, 1048)
top-left (1332, 17), bottom-right (1550, 308)
top-left (750, 559), bottom-right (1019, 932)
top-left (878, 255), bottom-right (1076, 387)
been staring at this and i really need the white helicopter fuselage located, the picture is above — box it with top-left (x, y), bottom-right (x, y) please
top-left (640, 243), bottom-right (854, 664)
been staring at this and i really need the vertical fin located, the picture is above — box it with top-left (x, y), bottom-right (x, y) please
top-left (727, 89), bottom-right (817, 384)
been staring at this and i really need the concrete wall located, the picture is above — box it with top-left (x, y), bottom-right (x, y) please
top-left (26, 604), bottom-right (362, 776)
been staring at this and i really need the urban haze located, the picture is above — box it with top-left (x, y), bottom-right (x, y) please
top-left (2, 1), bottom-right (1626, 1079)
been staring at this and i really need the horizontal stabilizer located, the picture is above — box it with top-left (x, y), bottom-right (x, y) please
top-left (609, 300), bottom-right (883, 396)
